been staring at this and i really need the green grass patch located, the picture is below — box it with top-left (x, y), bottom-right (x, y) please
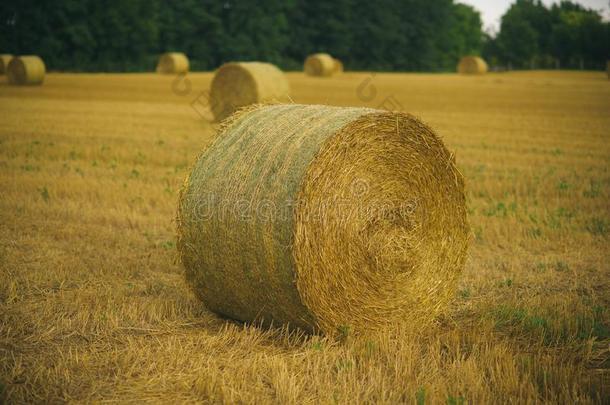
top-left (492, 304), bottom-right (609, 344)
top-left (586, 218), bottom-right (607, 236)
top-left (416, 387), bottom-right (426, 405)
top-left (39, 186), bottom-right (50, 202)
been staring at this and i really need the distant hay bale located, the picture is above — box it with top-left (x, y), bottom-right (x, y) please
top-left (156, 52), bottom-right (189, 74)
top-left (333, 58), bottom-right (344, 74)
top-left (7, 55), bottom-right (45, 85)
top-left (177, 104), bottom-right (470, 335)
top-left (607, 61), bottom-right (610, 79)
top-left (457, 56), bottom-right (488, 75)
top-left (304, 53), bottom-right (336, 77)
top-left (209, 62), bottom-right (291, 121)
top-left (0, 54), bottom-right (13, 74)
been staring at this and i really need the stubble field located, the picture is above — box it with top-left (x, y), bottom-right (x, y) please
top-left (0, 70), bottom-right (609, 403)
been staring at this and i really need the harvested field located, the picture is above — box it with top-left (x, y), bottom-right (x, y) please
top-left (0, 70), bottom-right (608, 403)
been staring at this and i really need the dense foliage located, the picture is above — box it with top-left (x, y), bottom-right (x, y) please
top-left (484, 0), bottom-right (609, 70)
top-left (0, 0), bottom-right (607, 72)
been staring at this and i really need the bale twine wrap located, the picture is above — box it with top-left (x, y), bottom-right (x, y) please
top-left (304, 53), bottom-right (336, 77)
top-left (0, 54), bottom-right (13, 74)
top-left (156, 52), bottom-right (189, 74)
top-left (210, 62), bottom-right (290, 122)
top-left (178, 104), bottom-right (470, 334)
top-left (457, 56), bottom-right (488, 75)
top-left (7, 55), bottom-right (45, 85)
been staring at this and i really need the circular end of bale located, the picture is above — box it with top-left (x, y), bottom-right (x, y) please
top-left (0, 54), bottom-right (13, 75)
top-left (156, 52), bottom-right (189, 74)
top-left (7, 55), bottom-right (45, 85)
top-left (304, 53), bottom-right (336, 77)
top-left (294, 110), bottom-right (470, 333)
top-left (209, 62), bottom-right (291, 122)
top-left (457, 56), bottom-right (488, 75)
top-left (333, 58), bottom-right (344, 74)
top-left (177, 104), bottom-right (470, 335)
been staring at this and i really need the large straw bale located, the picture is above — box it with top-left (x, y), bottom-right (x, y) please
top-left (304, 53), bottom-right (336, 77)
top-left (0, 54), bottom-right (13, 74)
top-left (156, 52), bottom-right (189, 74)
top-left (209, 62), bottom-right (290, 121)
top-left (457, 56), bottom-right (488, 75)
top-left (178, 104), bottom-right (470, 335)
top-left (7, 55), bottom-right (45, 85)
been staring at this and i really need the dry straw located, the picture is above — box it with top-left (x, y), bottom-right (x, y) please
top-left (7, 55), bottom-right (45, 85)
top-left (156, 52), bottom-right (189, 74)
top-left (457, 56), bottom-right (488, 75)
top-left (177, 104), bottom-right (470, 335)
top-left (607, 61), bottom-right (610, 79)
top-left (0, 54), bottom-right (13, 74)
top-left (209, 62), bottom-right (290, 121)
top-left (304, 53), bottom-right (336, 77)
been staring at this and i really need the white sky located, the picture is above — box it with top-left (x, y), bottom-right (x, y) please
top-left (458, 0), bottom-right (610, 33)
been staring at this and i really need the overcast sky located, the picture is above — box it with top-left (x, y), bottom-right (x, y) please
top-left (459, 0), bottom-right (610, 32)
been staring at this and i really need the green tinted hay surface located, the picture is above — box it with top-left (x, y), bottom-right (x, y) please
top-left (179, 105), bottom-right (368, 330)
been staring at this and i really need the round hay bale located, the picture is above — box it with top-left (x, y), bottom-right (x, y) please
top-left (7, 55), bottom-right (45, 85)
top-left (0, 54), bottom-right (13, 74)
top-left (304, 53), bottom-right (336, 77)
top-left (333, 58), bottom-right (344, 74)
top-left (156, 52), bottom-right (189, 74)
top-left (457, 56), bottom-right (488, 75)
top-left (607, 61), bottom-right (610, 79)
top-left (177, 104), bottom-right (470, 335)
top-left (209, 62), bottom-right (290, 122)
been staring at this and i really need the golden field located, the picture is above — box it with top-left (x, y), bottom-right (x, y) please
top-left (0, 70), bottom-right (609, 403)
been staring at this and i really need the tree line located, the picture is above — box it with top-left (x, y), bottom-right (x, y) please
top-left (484, 0), bottom-right (609, 70)
top-left (0, 0), bottom-right (607, 72)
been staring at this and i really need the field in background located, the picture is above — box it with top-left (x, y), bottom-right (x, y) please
top-left (0, 71), bottom-right (608, 403)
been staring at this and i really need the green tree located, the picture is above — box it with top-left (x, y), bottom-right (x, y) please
top-left (286, 0), bottom-right (353, 69)
top-left (496, 0), bottom-right (548, 68)
top-left (486, 0), bottom-right (608, 70)
top-left (350, 0), bottom-right (410, 70)
top-left (498, 13), bottom-right (539, 68)
top-left (550, 2), bottom-right (608, 69)
top-left (157, 0), bottom-right (224, 71)
top-left (0, 0), bottom-right (490, 72)
top-left (89, 0), bottom-right (159, 71)
top-left (438, 3), bottom-right (484, 69)
top-left (218, 0), bottom-right (293, 67)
